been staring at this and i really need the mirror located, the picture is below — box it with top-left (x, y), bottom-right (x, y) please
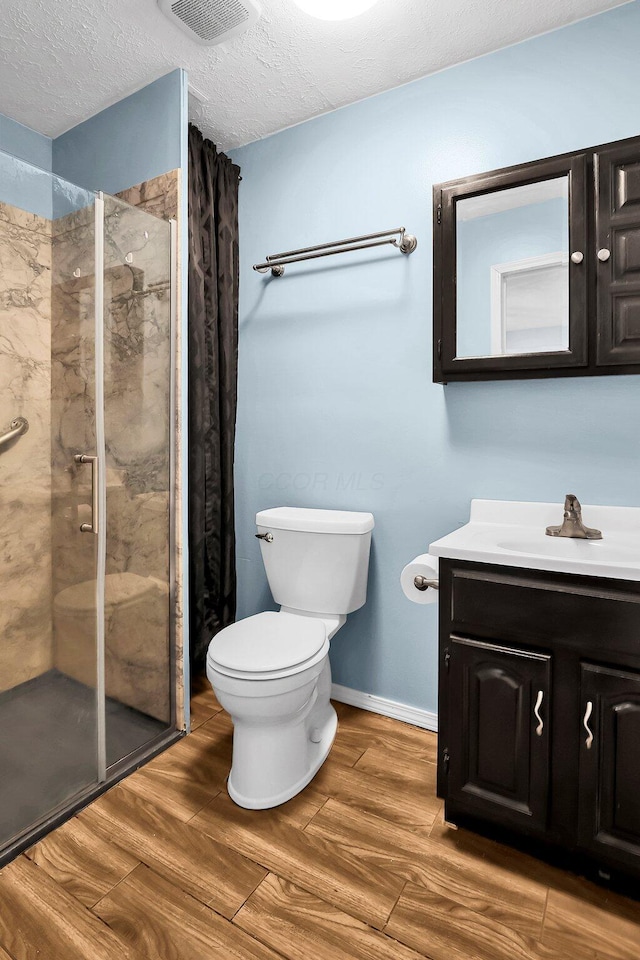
top-left (455, 177), bottom-right (569, 358)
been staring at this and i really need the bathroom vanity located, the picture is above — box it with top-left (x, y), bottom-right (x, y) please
top-left (430, 500), bottom-right (640, 888)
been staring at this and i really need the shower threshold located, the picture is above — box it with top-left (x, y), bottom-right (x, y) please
top-left (0, 670), bottom-right (182, 867)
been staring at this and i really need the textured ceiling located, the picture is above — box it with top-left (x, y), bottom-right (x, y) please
top-left (0, 0), bottom-right (631, 151)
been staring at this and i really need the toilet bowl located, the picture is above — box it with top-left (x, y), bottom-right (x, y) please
top-left (207, 611), bottom-right (337, 808)
top-left (207, 506), bottom-right (374, 809)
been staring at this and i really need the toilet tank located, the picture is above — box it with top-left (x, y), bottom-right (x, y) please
top-left (255, 507), bottom-right (374, 615)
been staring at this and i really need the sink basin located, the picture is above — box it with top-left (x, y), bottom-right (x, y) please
top-left (429, 499), bottom-right (640, 582)
top-left (497, 536), bottom-right (640, 563)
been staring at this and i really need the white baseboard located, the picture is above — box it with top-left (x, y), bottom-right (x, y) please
top-left (331, 683), bottom-right (438, 732)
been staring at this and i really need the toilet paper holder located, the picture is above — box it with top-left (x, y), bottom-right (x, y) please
top-left (414, 575), bottom-right (439, 592)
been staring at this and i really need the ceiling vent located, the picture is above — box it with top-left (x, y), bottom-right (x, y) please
top-left (158, 0), bottom-right (261, 45)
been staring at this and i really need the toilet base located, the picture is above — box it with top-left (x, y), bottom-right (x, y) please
top-left (227, 705), bottom-right (338, 810)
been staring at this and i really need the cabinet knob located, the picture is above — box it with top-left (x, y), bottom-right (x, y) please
top-left (570, 251), bottom-right (584, 264)
top-left (597, 248), bottom-right (611, 262)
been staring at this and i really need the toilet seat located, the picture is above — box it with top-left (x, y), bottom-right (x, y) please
top-left (208, 611), bottom-right (329, 681)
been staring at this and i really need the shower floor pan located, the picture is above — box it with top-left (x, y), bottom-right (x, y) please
top-left (0, 669), bottom-right (179, 864)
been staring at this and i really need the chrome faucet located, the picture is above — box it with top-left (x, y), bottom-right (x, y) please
top-left (546, 494), bottom-right (602, 540)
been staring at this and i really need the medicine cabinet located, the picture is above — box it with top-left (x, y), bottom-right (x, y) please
top-left (433, 134), bottom-right (640, 382)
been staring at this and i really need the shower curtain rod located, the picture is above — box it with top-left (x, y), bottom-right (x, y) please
top-left (253, 227), bottom-right (418, 277)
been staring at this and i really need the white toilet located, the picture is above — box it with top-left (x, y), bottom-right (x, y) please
top-left (206, 506), bottom-right (374, 809)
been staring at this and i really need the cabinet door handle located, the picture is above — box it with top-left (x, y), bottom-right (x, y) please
top-left (583, 700), bottom-right (594, 750)
top-left (597, 248), bottom-right (611, 262)
top-left (533, 689), bottom-right (544, 737)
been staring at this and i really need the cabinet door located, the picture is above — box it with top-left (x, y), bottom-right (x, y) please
top-left (578, 663), bottom-right (640, 872)
top-left (595, 140), bottom-right (640, 365)
top-left (433, 152), bottom-right (588, 383)
top-left (445, 637), bottom-right (551, 833)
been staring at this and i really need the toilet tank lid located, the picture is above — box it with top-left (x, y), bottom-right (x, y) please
top-left (256, 507), bottom-right (374, 534)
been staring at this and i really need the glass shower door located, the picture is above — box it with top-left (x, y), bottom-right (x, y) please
top-left (101, 194), bottom-right (174, 762)
top-left (0, 154), bottom-right (103, 850)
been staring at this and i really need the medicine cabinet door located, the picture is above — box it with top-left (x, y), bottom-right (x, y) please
top-left (595, 140), bottom-right (640, 366)
top-left (434, 153), bottom-right (589, 382)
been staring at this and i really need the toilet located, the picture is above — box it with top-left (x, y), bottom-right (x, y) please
top-left (206, 506), bottom-right (374, 809)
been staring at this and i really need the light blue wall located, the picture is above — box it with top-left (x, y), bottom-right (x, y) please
top-left (0, 114), bottom-right (52, 171)
top-left (53, 70), bottom-right (184, 196)
top-left (0, 114), bottom-right (52, 217)
top-left (457, 198), bottom-right (567, 357)
top-left (231, 1), bottom-right (640, 715)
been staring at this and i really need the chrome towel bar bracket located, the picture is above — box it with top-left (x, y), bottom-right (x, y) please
top-left (0, 416), bottom-right (29, 451)
top-left (253, 227), bottom-right (418, 277)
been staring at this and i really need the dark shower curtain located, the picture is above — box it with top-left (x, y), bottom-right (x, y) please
top-left (188, 124), bottom-right (241, 674)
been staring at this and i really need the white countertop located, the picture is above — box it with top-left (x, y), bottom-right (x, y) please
top-left (429, 499), bottom-right (640, 582)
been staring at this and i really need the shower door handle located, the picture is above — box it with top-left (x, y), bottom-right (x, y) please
top-left (74, 454), bottom-right (99, 534)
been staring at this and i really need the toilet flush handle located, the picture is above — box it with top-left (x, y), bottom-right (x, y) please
top-left (255, 532), bottom-right (274, 543)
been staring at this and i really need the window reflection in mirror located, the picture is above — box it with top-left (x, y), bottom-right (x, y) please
top-left (455, 177), bottom-right (569, 359)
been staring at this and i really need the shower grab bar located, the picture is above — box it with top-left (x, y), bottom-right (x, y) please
top-left (74, 454), bottom-right (99, 535)
top-left (253, 227), bottom-right (418, 277)
top-left (0, 416), bottom-right (29, 450)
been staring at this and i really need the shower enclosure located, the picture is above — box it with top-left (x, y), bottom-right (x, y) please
top-left (0, 150), bottom-right (179, 862)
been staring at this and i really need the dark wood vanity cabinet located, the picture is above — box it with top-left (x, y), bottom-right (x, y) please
top-left (433, 132), bottom-right (640, 382)
top-left (446, 637), bottom-right (551, 833)
top-left (578, 663), bottom-right (640, 872)
top-left (438, 560), bottom-right (640, 887)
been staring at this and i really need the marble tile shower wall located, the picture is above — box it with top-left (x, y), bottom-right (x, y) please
top-left (0, 202), bottom-right (53, 692)
top-left (50, 200), bottom-right (99, 697)
top-left (50, 201), bottom-right (97, 587)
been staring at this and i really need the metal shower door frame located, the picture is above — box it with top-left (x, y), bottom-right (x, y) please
top-left (94, 190), bottom-right (107, 782)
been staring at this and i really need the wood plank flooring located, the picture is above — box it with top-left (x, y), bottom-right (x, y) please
top-left (0, 679), bottom-right (639, 960)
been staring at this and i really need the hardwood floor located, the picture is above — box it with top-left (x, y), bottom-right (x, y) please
top-left (1, 682), bottom-right (639, 960)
